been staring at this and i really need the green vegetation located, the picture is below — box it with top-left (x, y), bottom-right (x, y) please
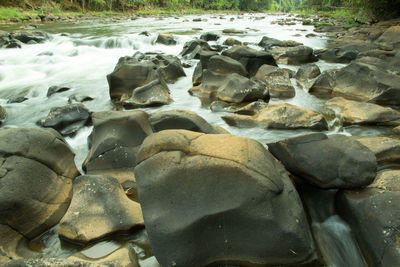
top-left (0, 0), bottom-right (398, 21)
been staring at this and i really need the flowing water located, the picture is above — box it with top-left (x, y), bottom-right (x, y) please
top-left (0, 13), bottom-right (375, 266)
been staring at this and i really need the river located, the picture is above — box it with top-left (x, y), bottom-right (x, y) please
top-left (0, 13), bottom-right (371, 267)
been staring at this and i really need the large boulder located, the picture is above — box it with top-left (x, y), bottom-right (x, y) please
top-left (222, 45), bottom-right (277, 76)
top-left (284, 45), bottom-right (317, 65)
top-left (58, 174), bottom-right (144, 243)
top-left (134, 130), bottom-right (316, 267)
top-left (155, 33), bottom-right (176, 45)
top-left (352, 136), bottom-right (400, 165)
top-left (149, 54), bottom-right (186, 83)
top-left (258, 36), bottom-right (302, 49)
top-left (326, 97), bottom-right (400, 126)
top-left (222, 102), bottom-right (327, 130)
top-left (295, 63), bottom-right (321, 82)
top-left (207, 55), bottom-right (248, 77)
top-left (9, 31), bottom-right (49, 44)
top-left (149, 110), bottom-right (228, 134)
top-left (189, 69), bottom-right (228, 100)
top-left (38, 104), bottom-right (91, 136)
top-left (268, 133), bottom-right (377, 189)
top-left (180, 39), bottom-right (211, 59)
top-left (83, 110), bottom-right (153, 184)
top-left (316, 43), bottom-right (378, 63)
top-left (375, 25), bottom-right (400, 50)
top-left (337, 170), bottom-right (400, 266)
top-left (255, 64), bottom-right (295, 98)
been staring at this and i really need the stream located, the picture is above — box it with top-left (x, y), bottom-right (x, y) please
top-left (0, 13), bottom-right (375, 266)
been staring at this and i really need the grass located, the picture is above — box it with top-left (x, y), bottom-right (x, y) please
top-left (0, 7), bottom-right (33, 20)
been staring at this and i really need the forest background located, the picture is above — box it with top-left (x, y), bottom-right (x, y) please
top-left (0, 0), bottom-right (399, 21)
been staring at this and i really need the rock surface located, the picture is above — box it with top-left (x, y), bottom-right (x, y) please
top-left (222, 102), bottom-right (327, 130)
top-left (58, 175), bottom-right (144, 243)
top-left (352, 136), bottom-right (400, 165)
top-left (338, 170), bottom-right (400, 266)
top-left (47, 85), bottom-right (70, 97)
top-left (0, 128), bottom-right (79, 239)
top-left (268, 133), bottom-right (377, 189)
top-left (134, 130), bottom-right (316, 267)
top-left (295, 63), bottom-right (321, 81)
top-left (255, 64), bottom-right (295, 98)
top-left (284, 45), bottom-right (317, 65)
top-left (258, 36), bottom-right (302, 49)
top-left (155, 33), bottom-right (176, 45)
top-left (326, 97), bottom-right (400, 126)
top-left (0, 106), bottom-right (6, 126)
top-left (38, 104), bottom-right (91, 136)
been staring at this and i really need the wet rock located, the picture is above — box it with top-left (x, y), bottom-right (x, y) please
top-left (3, 257), bottom-right (135, 267)
top-left (83, 110), bottom-right (153, 184)
top-left (121, 78), bottom-right (172, 109)
top-left (284, 45), bottom-right (317, 65)
top-left (200, 32), bottom-right (220, 41)
top-left (255, 64), bottom-right (295, 98)
top-left (268, 133), bottom-right (377, 189)
top-left (352, 136), bottom-right (400, 165)
top-left (223, 37), bottom-right (242, 46)
top-left (258, 36), bottom-right (302, 49)
top-left (155, 33), bottom-right (176, 45)
top-left (189, 69), bottom-right (228, 99)
top-left (180, 38), bottom-right (211, 59)
top-left (192, 62), bottom-right (203, 86)
top-left (134, 130), bottom-right (316, 267)
top-left (207, 55), bottom-right (248, 76)
top-left (375, 25), bottom-right (400, 49)
top-left (0, 106), bottom-right (6, 126)
top-left (222, 29), bottom-right (246, 34)
top-left (217, 73), bottom-right (268, 103)
top-left (222, 45), bottom-right (277, 76)
top-left (308, 69), bottom-right (336, 96)
top-left (68, 94), bottom-right (94, 104)
top-left (326, 97), bottom-right (400, 126)
top-left (337, 170), bottom-right (400, 266)
top-left (150, 54), bottom-right (186, 83)
top-left (295, 63), bottom-right (321, 81)
top-left (316, 43), bottom-right (377, 63)
top-left (0, 36), bottom-right (22, 48)
top-left (222, 102), bottom-right (327, 130)
top-left (7, 96), bottom-right (28, 103)
top-left (38, 104), bottom-right (91, 136)
top-left (9, 31), bottom-right (49, 44)
top-left (149, 110), bottom-right (228, 134)
top-left (47, 85), bottom-right (71, 97)
top-left (0, 225), bottom-right (38, 263)
top-left (58, 174), bottom-right (144, 243)
top-left (0, 128), bottom-right (79, 241)
top-left (199, 50), bottom-right (219, 69)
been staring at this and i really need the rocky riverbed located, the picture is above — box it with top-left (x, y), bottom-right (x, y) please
top-left (0, 13), bottom-right (399, 267)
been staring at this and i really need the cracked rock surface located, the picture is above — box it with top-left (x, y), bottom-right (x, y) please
top-left (134, 130), bottom-right (316, 267)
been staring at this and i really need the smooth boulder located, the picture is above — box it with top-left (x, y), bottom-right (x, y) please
top-left (285, 45), bottom-right (317, 65)
top-left (352, 136), bottom-right (400, 165)
top-left (255, 64), bottom-right (295, 98)
top-left (223, 102), bottom-right (327, 130)
top-left (258, 36), bottom-right (302, 49)
top-left (134, 130), bottom-right (316, 266)
top-left (58, 174), bottom-right (144, 243)
top-left (268, 133), bottom-right (377, 189)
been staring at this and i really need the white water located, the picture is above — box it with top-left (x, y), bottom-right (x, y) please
top-left (0, 13), bottom-right (369, 266)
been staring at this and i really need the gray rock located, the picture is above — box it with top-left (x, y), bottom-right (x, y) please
top-left (207, 55), bottom-right (248, 77)
top-left (258, 36), bottom-right (302, 49)
top-left (223, 37), bottom-right (242, 46)
top-left (149, 54), bottom-right (186, 83)
top-left (47, 85), bottom-right (71, 97)
top-left (223, 102), bottom-right (327, 130)
top-left (200, 32), bottom-right (220, 41)
top-left (134, 130), bottom-right (316, 267)
top-left (255, 64), bottom-right (295, 98)
top-left (155, 33), bottom-right (176, 45)
top-left (285, 45), bottom-right (317, 65)
top-left (222, 29), bottom-right (246, 34)
top-left (58, 175), bottom-right (144, 243)
top-left (38, 104), bottom-right (91, 136)
top-left (268, 133), bottom-right (377, 189)
top-left (316, 43), bottom-right (377, 63)
top-left (352, 136), bottom-right (400, 165)
top-left (180, 39), bottom-right (211, 59)
top-left (295, 63), bottom-right (321, 81)
top-left (337, 170), bottom-right (400, 266)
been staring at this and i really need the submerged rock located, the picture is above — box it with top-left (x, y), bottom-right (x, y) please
top-left (38, 104), bottom-right (91, 136)
top-left (0, 127), bottom-right (79, 260)
top-left (255, 64), bottom-right (295, 98)
top-left (268, 133), bottom-right (377, 189)
top-left (338, 170), bottom-right (400, 266)
top-left (58, 174), bottom-right (144, 243)
top-left (222, 102), bottom-right (327, 130)
top-left (149, 110), bottom-right (228, 134)
top-left (47, 85), bottom-right (71, 97)
top-left (134, 130), bottom-right (316, 266)
top-left (326, 97), bottom-right (400, 126)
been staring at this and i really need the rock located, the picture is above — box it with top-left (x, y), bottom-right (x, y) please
top-left (352, 136), bottom-right (400, 165)
top-left (295, 63), bottom-right (321, 81)
top-left (0, 225), bottom-right (38, 263)
top-left (395, 126), bottom-right (400, 134)
top-left (149, 54), bottom-right (186, 83)
top-left (83, 110), bottom-right (153, 184)
top-left (222, 45), bottom-right (277, 76)
top-left (180, 39), bottom-right (210, 59)
top-left (200, 32), bottom-right (220, 41)
top-left (222, 29), bottom-right (246, 34)
top-left (207, 55), bottom-right (248, 77)
top-left (47, 85), bottom-right (71, 97)
top-left (317, 43), bottom-right (377, 63)
top-left (149, 110), bottom-right (228, 134)
top-left (9, 31), bottom-right (49, 44)
top-left (121, 78), bottom-right (172, 109)
top-left (58, 175), bottom-right (144, 243)
top-left (222, 102), bottom-right (327, 130)
top-left (255, 64), bottom-right (295, 98)
top-left (284, 45), bottom-right (317, 65)
top-left (38, 104), bottom-right (91, 136)
top-left (199, 50), bottom-right (219, 69)
top-left (258, 36), bottom-right (302, 49)
top-left (223, 37), bottom-right (242, 46)
top-left (155, 33), bottom-right (176, 45)
top-left (375, 25), bottom-right (400, 49)
top-left (308, 70), bottom-right (336, 96)
top-left (268, 133), bottom-right (377, 189)
top-left (217, 73), bottom-right (268, 103)
top-left (0, 106), bottom-right (6, 125)
top-left (68, 94), bottom-right (94, 104)
top-left (0, 128), bottom-right (79, 240)
top-left (3, 257), bottom-right (136, 267)
top-left (326, 97), bottom-right (400, 126)
top-left (189, 69), bottom-right (228, 99)
top-left (134, 130), bottom-right (316, 267)
top-left (337, 170), bottom-right (400, 266)
top-left (192, 62), bottom-right (203, 86)
top-left (7, 96), bottom-right (28, 103)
